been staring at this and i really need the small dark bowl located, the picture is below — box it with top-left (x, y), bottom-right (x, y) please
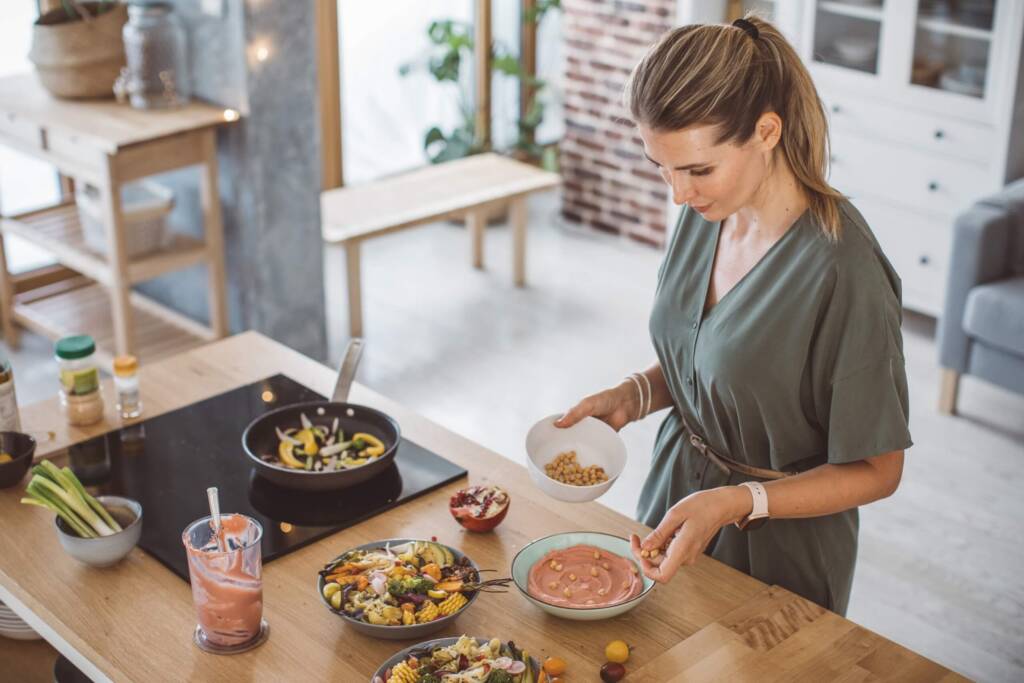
top-left (0, 432), bottom-right (36, 489)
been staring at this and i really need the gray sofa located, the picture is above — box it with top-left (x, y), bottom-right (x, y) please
top-left (937, 178), bottom-right (1024, 413)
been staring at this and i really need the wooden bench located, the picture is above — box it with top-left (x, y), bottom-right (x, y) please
top-left (321, 153), bottom-right (560, 347)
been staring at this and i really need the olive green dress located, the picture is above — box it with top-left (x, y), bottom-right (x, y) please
top-left (638, 200), bottom-right (912, 616)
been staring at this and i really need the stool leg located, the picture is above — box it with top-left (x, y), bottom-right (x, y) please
top-left (467, 209), bottom-right (485, 270)
top-left (0, 231), bottom-right (20, 349)
top-left (511, 196), bottom-right (527, 287)
top-left (938, 368), bottom-right (959, 415)
top-left (323, 240), bottom-right (362, 358)
top-left (345, 241), bottom-right (363, 338)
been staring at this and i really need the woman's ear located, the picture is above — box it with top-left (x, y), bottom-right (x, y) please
top-left (754, 112), bottom-right (783, 152)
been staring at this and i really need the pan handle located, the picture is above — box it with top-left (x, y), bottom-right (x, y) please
top-left (332, 338), bottom-right (364, 402)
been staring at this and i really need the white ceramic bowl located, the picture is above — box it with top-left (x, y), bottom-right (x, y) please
top-left (510, 531), bottom-right (656, 621)
top-left (55, 495), bottom-right (142, 567)
top-left (525, 414), bottom-right (626, 503)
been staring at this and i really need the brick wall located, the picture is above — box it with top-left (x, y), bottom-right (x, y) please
top-left (560, 0), bottom-right (675, 247)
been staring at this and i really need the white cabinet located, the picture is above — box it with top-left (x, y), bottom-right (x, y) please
top-left (680, 0), bottom-right (1024, 316)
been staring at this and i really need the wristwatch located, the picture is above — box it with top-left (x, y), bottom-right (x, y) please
top-left (735, 481), bottom-right (769, 531)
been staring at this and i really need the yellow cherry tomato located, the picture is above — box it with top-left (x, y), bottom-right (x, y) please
top-left (543, 657), bottom-right (567, 676)
top-left (605, 639), bottom-right (631, 663)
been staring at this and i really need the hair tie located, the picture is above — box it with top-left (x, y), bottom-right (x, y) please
top-left (732, 18), bottom-right (759, 40)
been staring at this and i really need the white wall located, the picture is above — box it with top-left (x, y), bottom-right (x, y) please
top-left (0, 3), bottom-right (59, 272)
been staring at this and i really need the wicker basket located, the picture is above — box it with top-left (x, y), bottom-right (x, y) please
top-left (29, 2), bottom-right (128, 99)
top-left (76, 179), bottom-right (174, 258)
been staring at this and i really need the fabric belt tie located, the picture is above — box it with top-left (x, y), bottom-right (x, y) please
top-left (680, 415), bottom-right (795, 481)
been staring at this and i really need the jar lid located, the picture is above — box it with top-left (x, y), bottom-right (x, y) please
top-left (113, 355), bottom-right (138, 376)
top-left (55, 335), bottom-right (96, 360)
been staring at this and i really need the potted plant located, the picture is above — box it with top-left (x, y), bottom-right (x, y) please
top-left (399, 0), bottom-right (561, 170)
top-left (29, 0), bottom-right (128, 99)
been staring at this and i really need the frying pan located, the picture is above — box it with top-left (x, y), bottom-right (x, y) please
top-left (241, 340), bottom-right (401, 491)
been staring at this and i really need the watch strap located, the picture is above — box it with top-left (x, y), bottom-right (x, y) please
top-left (735, 481), bottom-right (769, 531)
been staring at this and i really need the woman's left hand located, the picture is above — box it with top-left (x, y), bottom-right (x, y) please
top-left (629, 486), bottom-right (748, 583)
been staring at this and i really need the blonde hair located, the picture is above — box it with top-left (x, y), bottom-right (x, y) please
top-left (624, 14), bottom-right (844, 239)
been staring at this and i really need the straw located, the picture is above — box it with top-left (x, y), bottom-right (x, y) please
top-left (206, 486), bottom-right (225, 552)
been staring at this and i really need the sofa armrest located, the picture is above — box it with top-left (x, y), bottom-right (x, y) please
top-left (938, 205), bottom-right (1013, 372)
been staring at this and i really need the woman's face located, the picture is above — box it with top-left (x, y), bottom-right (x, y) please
top-left (638, 116), bottom-right (780, 222)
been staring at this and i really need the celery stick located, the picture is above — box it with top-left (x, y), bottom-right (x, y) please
top-left (30, 475), bottom-right (113, 536)
top-left (39, 463), bottom-right (115, 535)
top-left (61, 466), bottom-right (121, 532)
top-left (21, 495), bottom-right (95, 538)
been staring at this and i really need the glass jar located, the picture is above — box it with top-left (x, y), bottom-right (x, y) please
top-left (113, 355), bottom-right (142, 420)
top-left (55, 335), bottom-right (105, 427)
top-left (120, 2), bottom-right (191, 109)
top-left (0, 353), bottom-right (21, 433)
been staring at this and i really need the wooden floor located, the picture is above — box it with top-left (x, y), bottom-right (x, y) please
top-left (5, 191), bottom-right (1023, 682)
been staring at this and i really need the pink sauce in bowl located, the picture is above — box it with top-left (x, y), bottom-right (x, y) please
top-left (526, 544), bottom-right (642, 608)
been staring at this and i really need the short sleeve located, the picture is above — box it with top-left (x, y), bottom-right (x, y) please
top-left (810, 237), bottom-right (913, 464)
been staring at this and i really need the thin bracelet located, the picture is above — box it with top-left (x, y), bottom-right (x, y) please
top-left (628, 372), bottom-right (649, 420)
top-left (636, 372), bottom-right (653, 418)
top-left (625, 374), bottom-right (645, 422)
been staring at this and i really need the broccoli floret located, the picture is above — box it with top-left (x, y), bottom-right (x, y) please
top-left (485, 671), bottom-right (515, 683)
top-left (387, 576), bottom-right (433, 597)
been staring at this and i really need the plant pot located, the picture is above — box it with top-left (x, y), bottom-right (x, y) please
top-left (29, 2), bottom-right (128, 100)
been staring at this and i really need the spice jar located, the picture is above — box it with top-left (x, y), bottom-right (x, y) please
top-left (0, 352), bottom-right (21, 432)
top-left (55, 335), bottom-right (105, 427)
top-left (113, 355), bottom-right (142, 420)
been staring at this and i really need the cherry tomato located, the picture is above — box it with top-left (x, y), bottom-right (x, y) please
top-left (543, 656), bottom-right (567, 675)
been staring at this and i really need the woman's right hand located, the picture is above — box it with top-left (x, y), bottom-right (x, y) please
top-left (554, 381), bottom-right (639, 432)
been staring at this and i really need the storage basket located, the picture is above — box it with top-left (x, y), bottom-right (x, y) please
top-left (29, 2), bottom-right (128, 100)
top-left (76, 180), bottom-right (174, 258)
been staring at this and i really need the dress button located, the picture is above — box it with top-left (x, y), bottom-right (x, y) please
top-left (686, 378), bottom-right (693, 386)
top-left (692, 321), bottom-right (698, 330)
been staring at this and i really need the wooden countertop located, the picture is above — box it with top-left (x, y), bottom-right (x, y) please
top-left (0, 332), bottom-right (964, 681)
top-left (0, 72), bottom-right (234, 153)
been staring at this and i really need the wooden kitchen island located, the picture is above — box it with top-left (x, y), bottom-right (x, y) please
top-left (0, 333), bottom-right (965, 681)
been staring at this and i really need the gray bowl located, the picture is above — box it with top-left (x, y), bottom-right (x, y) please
top-left (55, 495), bottom-right (142, 567)
top-left (317, 538), bottom-right (481, 641)
top-left (370, 637), bottom-right (540, 683)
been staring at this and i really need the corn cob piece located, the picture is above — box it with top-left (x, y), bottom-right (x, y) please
top-left (416, 600), bottom-right (439, 623)
top-left (437, 591), bottom-right (468, 616)
top-left (387, 660), bottom-right (417, 683)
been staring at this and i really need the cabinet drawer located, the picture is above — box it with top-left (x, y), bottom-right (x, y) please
top-left (0, 112), bottom-right (43, 151)
top-left (821, 90), bottom-right (996, 165)
top-left (829, 131), bottom-right (991, 216)
top-left (854, 196), bottom-right (952, 316)
top-left (45, 128), bottom-right (103, 172)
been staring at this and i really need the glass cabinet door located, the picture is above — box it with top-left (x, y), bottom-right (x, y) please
top-left (911, 0), bottom-right (994, 98)
top-left (811, 0), bottom-right (885, 75)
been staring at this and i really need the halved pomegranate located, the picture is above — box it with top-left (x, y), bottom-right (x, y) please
top-left (449, 485), bottom-right (510, 532)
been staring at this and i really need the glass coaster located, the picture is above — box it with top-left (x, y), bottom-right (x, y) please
top-left (193, 619), bottom-right (269, 655)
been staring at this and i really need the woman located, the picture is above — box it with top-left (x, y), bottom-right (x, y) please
top-left (555, 16), bottom-right (911, 616)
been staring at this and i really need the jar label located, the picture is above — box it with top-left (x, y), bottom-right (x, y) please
top-left (61, 367), bottom-right (100, 396)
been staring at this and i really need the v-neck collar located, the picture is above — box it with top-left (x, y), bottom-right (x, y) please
top-left (700, 209), bottom-right (810, 321)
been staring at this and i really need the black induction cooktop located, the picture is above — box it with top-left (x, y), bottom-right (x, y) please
top-left (50, 374), bottom-right (467, 581)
